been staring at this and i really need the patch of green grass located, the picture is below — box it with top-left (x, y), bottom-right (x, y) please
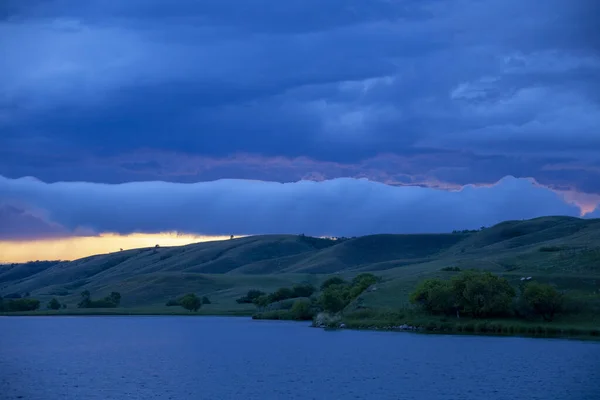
top-left (338, 309), bottom-right (600, 340)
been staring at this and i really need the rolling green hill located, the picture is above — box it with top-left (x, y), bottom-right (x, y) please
top-left (1, 216), bottom-right (600, 313)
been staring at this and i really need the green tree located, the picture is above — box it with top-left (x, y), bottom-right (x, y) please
top-left (411, 271), bottom-right (516, 318)
top-left (236, 289), bottom-right (266, 304)
top-left (201, 296), bottom-right (211, 305)
top-left (47, 298), bottom-right (61, 310)
top-left (109, 292), bottom-right (121, 307)
top-left (351, 273), bottom-right (379, 288)
top-left (6, 298), bottom-right (40, 312)
top-left (290, 299), bottom-right (313, 320)
top-left (268, 287), bottom-right (295, 303)
top-left (451, 271), bottom-right (515, 317)
top-left (522, 282), bottom-right (563, 321)
top-left (320, 276), bottom-right (346, 291)
top-left (253, 295), bottom-right (270, 308)
top-left (410, 278), bottom-right (454, 314)
top-left (78, 290), bottom-right (91, 308)
top-left (292, 283), bottom-right (316, 298)
top-left (179, 293), bottom-right (202, 312)
top-left (319, 284), bottom-right (351, 313)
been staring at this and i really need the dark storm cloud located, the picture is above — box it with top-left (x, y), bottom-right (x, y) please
top-left (0, 175), bottom-right (581, 238)
top-left (0, 0), bottom-right (598, 192)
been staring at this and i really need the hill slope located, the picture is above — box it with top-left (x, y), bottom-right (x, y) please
top-left (1, 216), bottom-right (599, 309)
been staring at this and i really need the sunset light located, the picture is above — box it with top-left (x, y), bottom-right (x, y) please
top-left (0, 232), bottom-right (238, 264)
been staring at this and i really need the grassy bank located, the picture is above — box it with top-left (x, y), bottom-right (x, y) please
top-left (0, 306), bottom-right (254, 317)
top-left (251, 309), bottom-right (312, 321)
top-left (337, 309), bottom-right (600, 340)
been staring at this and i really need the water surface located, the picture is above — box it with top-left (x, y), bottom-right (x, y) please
top-left (1, 316), bottom-right (599, 400)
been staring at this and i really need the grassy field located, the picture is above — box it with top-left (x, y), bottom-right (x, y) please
top-left (2, 216), bottom-right (600, 338)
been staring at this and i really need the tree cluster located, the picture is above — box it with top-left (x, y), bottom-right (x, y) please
top-left (166, 294), bottom-right (210, 310)
top-left (78, 290), bottom-right (122, 308)
top-left (178, 293), bottom-right (203, 312)
top-left (237, 283), bottom-right (316, 307)
top-left (318, 273), bottom-right (379, 313)
top-left (0, 295), bottom-right (40, 312)
top-left (47, 298), bottom-right (66, 310)
top-left (410, 271), bottom-right (565, 321)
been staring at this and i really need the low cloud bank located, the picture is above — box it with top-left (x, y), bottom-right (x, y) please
top-left (0, 175), bottom-right (582, 238)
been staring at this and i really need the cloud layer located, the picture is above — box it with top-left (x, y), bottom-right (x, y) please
top-left (1, 0), bottom-right (599, 195)
top-left (0, 175), bottom-right (582, 238)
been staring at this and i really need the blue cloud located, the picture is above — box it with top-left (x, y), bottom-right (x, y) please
top-left (0, 175), bottom-right (581, 238)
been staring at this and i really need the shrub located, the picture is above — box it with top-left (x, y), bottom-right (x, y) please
top-left (201, 296), bottom-right (211, 305)
top-left (292, 283), bottom-right (316, 298)
top-left (47, 298), bottom-right (61, 310)
top-left (521, 282), bottom-right (564, 321)
top-left (441, 266), bottom-right (461, 272)
top-left (5, 298), bottom-right (40, 312)
top-left (317, 274), bottom-right (381, 313)
top-left (268, 287), bottom-right (295, 303)
top-left (290, 299), bottom-right (314, 320)
top-left (253, 295), bottom-right (270, 308)
top-left (351, 273), bottom-right (379, 287)
top-left (451, 271), bottom-right (515, 317)
top-left (319, 284), bottom-right (351, 313)
top-left (77, 290), bottom-right (122, 308)
top-left (179, 293), bottom-right (202, 312)
top-left (411, 271), bottom-right (515, 318)
top-left (236, 289), bottom-right (266, 304)
top-left (539, 246), bottom-right (562, 252)
top-left (320, 276), bottom-right (346, 291)
top-left (410, 278), bottom-right (455, 315)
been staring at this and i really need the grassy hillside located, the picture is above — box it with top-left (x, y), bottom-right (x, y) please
top-left (1, 216), bottom-right (599, 314)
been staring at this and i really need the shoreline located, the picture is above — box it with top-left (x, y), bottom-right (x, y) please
top-left (3, 308), bottom-right (599, 341)
top-left (0, 308), bottom-right (254, 317)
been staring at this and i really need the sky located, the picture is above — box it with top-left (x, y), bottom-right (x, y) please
top-left (1, 0), bottom-right (599, 262)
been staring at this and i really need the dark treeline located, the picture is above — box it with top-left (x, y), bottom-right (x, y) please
top-left (166, 294), bottom-right (211, 312)
top-left (78, 290), bottom-right (121, 308)
top-left (410, 270), bottom-right (567, 322)
top-left (237, 283), bottom-right (317, 307)
top-left (250, 273), bottom-right (380, 321)
top-left (0, 296), bottom-right (40, 312)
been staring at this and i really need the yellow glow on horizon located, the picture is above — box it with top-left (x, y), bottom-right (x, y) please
top-left (0, 232), bottom-right (240, 264)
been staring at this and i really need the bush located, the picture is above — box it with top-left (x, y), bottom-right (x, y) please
top-left (268, 287), bottom-right (295, 303)
top-left (451, 271), bottom-right (515, 318)
top-left (47, 298), bottom-right (61, 310)
top-left (320, 277), bottom-right (346, 291)
top-left (4, 298), bottom-right (40, 312)
top-left (179, 293), bottom-right (201, 312)
top-left (201, 296), bottom-right (211, 305)
top-left (410, 278), bottom-right (455, 315)
top-left (292, 283), bottom-right (316, 298)
top-left (441, 266), bottom-right (461, 272)
top-left (521, 282), bottom-right (564, 321)
top-left (253, 295), bottom-right (270, 308)
top-left (411, 271), bottom-right (515, 318)
top-left (539, 246), bottom-right (562, 252)
top-left (78, 290), bottom-right (122, 308)
top-left (236, 289), bottom-right (266, 304)
top-left (319, 284), bottom-right (352, 313)
top-left (290, 299), bottom-right (315, 320)
top-left (318, 274), bottom-right (381, 313)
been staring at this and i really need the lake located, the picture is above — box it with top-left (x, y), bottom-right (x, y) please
top-left (1, 316), bottom-right (599, 400)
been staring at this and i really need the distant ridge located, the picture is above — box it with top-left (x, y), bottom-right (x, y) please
top-left (1, 216), bottom-right (599, 308)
